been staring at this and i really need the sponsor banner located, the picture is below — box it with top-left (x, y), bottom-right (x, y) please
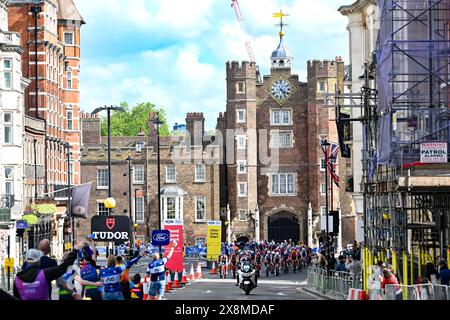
top-left (152, 230), bottom-right (171, 246)
top-left (163, 219), bottom-right (184, 272)
top-left (420, 142), bottom-right (448, 163)
top-left (207, 221), bottom-right (222, 261)
top-left (90, 216), bottom-right (132, 243)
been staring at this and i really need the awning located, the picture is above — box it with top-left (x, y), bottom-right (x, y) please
top-left (158, 186), bottom-right (187, 197)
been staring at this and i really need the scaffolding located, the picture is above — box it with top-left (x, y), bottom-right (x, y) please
top-left (330, 0), bottom-right (450, 285)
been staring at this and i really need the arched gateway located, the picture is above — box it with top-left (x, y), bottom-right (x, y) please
top-left (268, 211), bottom-right (300, 243)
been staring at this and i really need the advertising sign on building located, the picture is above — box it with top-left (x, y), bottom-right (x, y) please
top-left (90, 216), bottom-right (132, 243)
top-left (420, 142), bottom-right (448, 163)
top-left (151, 230), bottom-right (171, 246)
top-left (207, 221), bottom-right (222, 261)
top-left (163, 219), bottom-right (184, 272)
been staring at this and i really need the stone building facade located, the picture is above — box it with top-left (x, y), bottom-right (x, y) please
top-left (218, 29), bottom-right (352, 247)
top-left (79, 112), bottom-right (221, 245)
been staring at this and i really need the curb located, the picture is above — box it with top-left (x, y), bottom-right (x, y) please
top-left (299, 287), bottom-right (337, 300)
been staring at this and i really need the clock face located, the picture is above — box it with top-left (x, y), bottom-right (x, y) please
top-left (271, 79), bottom-right (292, 102)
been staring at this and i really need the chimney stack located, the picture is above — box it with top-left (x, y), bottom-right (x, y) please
top-left (186, 112), bottom-right (205, 147)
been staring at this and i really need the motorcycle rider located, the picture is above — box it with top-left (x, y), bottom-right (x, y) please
top-left (236, 254), bottom-right (257, 287)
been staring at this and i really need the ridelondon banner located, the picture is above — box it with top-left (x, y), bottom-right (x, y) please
top-left (206, 221), bottom-right (222, 261)
top-left (163, 219), bottom-right (184, 272)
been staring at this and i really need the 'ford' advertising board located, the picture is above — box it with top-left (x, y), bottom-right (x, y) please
top-left (151, 230), bottom-right (171, 246)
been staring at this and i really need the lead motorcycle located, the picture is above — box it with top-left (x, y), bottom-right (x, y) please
top-left (237, 261), bottom-right (257, 295)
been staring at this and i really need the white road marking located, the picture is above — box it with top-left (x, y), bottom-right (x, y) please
top-left (194, 279), bottom-right (305, 285)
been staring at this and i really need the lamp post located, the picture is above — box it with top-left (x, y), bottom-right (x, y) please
top-left (64, 142), bottom-right (73, 246)
top-left (319, 134), bottom-right (331, 282)
top-left (30, 2), bottom-right (41, 119)
top-left (126, 155), bottom-right (133, 223)
top-left (152, 115), bottom-right (163, 253)
top-left (92, 105), bottom-right (125, 215)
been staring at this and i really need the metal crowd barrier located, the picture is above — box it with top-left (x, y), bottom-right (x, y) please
top-left (0, 266), bottom-right (19, 293)
top-left (383, 284), bottom-right (450, 300)
top-left (306, 267), bottom-right (363, 300)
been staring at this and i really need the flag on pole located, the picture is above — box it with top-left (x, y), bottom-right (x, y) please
top-left (327, 143), bottom-right (340, 187)
top-left (71, 183), bottom-right (92, 219)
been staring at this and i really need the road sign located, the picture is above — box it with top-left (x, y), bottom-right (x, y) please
top-left (65, 243), bottom-right (72, 251)
top-left (152, 230), bottom-right (170, 246)
top-left (4, 258), bottom-right (14, 268)
top-left (16, 221), bottom-right (28, 229)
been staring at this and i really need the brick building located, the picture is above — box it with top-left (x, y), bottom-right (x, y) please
top-left (217, 28), bottom-right (351, 246)
top-left (79, 112), bottom-right (221, 245)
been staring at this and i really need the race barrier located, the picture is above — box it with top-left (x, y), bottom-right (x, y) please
top-left (0, 266), bottom-right (19, 293)
top-left (347, 288), bottom-right (368, 300)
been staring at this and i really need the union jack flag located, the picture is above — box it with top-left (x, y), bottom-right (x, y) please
top-left (327, 143), bottom-right (340, 187)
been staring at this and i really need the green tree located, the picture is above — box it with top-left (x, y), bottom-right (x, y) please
top-left (100, 102), bottom-right (170, 137)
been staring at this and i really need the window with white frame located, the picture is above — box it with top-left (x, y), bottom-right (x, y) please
top-left (67, 71), bottom-right (72, 89)
top-left (321, 183), bottom-right (327, 195)
top-left (320, 159), bottom-right (327, 171)
top-left (135, 197), bottom-right (144, 223)
top-left (3, 59), bottom-right (12, 89)
top-left (3, 112), bottom-right (12, 144)
top-left (236, 110), bottom-right (246, 123)
top-left (67, 111), bottom-right (73, 130)
top-left (97, 168), bottom-right (109, 189)
top-left (320, 206), bottom-right (327, 216)
top-left (195, 164), bottom-right (205, 182)
top-left (133, 165), bottom-right (144, 184)
top-left (166, 165), bottom-right (176, 182)
top-left (238, 182), bottom-right (247, 197)
top-left (237, 160), bottom-right (247, 174)
top-left (239, 209), bottom-right (247, 221)
top-left (236, 81), bottom-right (246, 93)
top-left (271, 131), bottom-right (293, 148)
top-left (271, 173), bottom-right (296, 195)
top-left (4, 167), bottom-right (13, 195)
top-left (195, 196), bottom-right (206, 221)
top-left (271, 109), bottom-right (291, 125)
top-left (161, 196), bottom-right (183, 220)
top-left (64, 32), bottom-right (74, 45)
top-left (236, 135), bottom-right (246, 150)
top-left (98, 202), bottom-right (108, 216)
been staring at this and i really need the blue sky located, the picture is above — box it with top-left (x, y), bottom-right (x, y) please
top-left (77, 0), bottom-right (349, 131)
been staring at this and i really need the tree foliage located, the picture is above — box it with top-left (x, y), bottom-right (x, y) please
top-left (100, 102), bottom-right (170, 137)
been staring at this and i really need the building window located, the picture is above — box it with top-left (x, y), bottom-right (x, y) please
top-left (67, 111), bottom-right (73, 130)
top-left (64, 32), bottom-right (74, 45)
top-left (195, 164), bottom-right (205, 182)
top-left (98, 202), bottom-right (108, 216)
top-left (133, 165), bottom-right (144, 184)
top-left (318, 81), bottom-right (326, 92)
top-left (166, 197), bottom-right (176, 219)
top-left (321, 183), bottom-right (327, 196)
top-left (3, 112), bottom-right (12, 144)
top-left (236, 135), bottom-right (247, 150)
top-left (320, 159), bottom-right (327, 171)
top-left (166, 165), bottom-right (176, 183)
top-left (236, 110), bottom-right (246, 123)
top-left (97, 169), bottom-right (109, 189)
top-left (67, 71), bottom-right (72, 89)
top-left (237, 160), bottom-right (247, 174)
top-left (238, 182), bottom-right (247, 197)
top-left (271, 173), bottom-right (296, 195)
top-left (271, 109), bottom-right (291, 126)
top-left (195, 196), bottom-right (206, 221)
top-left (271, 131), bottom-right (293, 148)
top-left (3, 59), bottom-right (12, 89)
top-left (135, 197), bottom-right (144, 223)
top-left (161, 196), bottom-right (183, 220)
top-left (239, 209), bottom-right (247, 221)
top-left (320, 206), bottom-right (327, 216)
top-left (4, 167), bottom-right (13, 195)
top-left (237, 81), bottom-right (245, 93)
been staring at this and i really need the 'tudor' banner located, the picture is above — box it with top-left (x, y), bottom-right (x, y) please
top-left (163, 219), bottom-right (184, 272)
top-left (206, 221), bottom-right (222, 261)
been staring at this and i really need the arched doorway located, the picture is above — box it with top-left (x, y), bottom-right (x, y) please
top-left (268, 212), bottom-right (300, 243)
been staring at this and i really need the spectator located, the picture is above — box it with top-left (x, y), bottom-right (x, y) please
top-left (346, 256), bottom-right (362, 276)
top-left (424, 262), bottom-right (439, 284)
top-left (438, 260), bottom-right (450, 286)
top-left (381, 269), bottom-right (402, 300)
top-left (335, 255), bottom-right (347, 272)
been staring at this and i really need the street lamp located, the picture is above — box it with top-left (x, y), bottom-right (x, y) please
top-left (151, 115), bottom-right (163, 254)
top-left (92, 105), bottom-right (126, 215)
top-left (319, 134), bottom-right (331, 279)
top-left (64, 143), bottom-right (74, 246)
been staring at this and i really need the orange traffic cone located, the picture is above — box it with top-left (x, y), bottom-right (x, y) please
top-left (210, 261), bottom-right (217, 274)
top-left (167, 270), bottom-right (173, 291)
top-left (173, 271), bottom-right (181, 289)
top-left (195, 261), bottom-right (203, 279)
top-left (189, 264), bottom-right (195, 281)
top-left (142, 275), bottom-right (151, 300)
top-left (181, 267), bottom-right (188, 284)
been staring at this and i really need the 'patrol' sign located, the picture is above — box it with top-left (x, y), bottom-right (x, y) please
top-left (91, 216), bottom-right (132, 243)
top-left (151, 230), bottom-right (170, 246)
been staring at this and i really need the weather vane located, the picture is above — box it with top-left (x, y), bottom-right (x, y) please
top-left (272, 10), bottom-right (289, 40)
